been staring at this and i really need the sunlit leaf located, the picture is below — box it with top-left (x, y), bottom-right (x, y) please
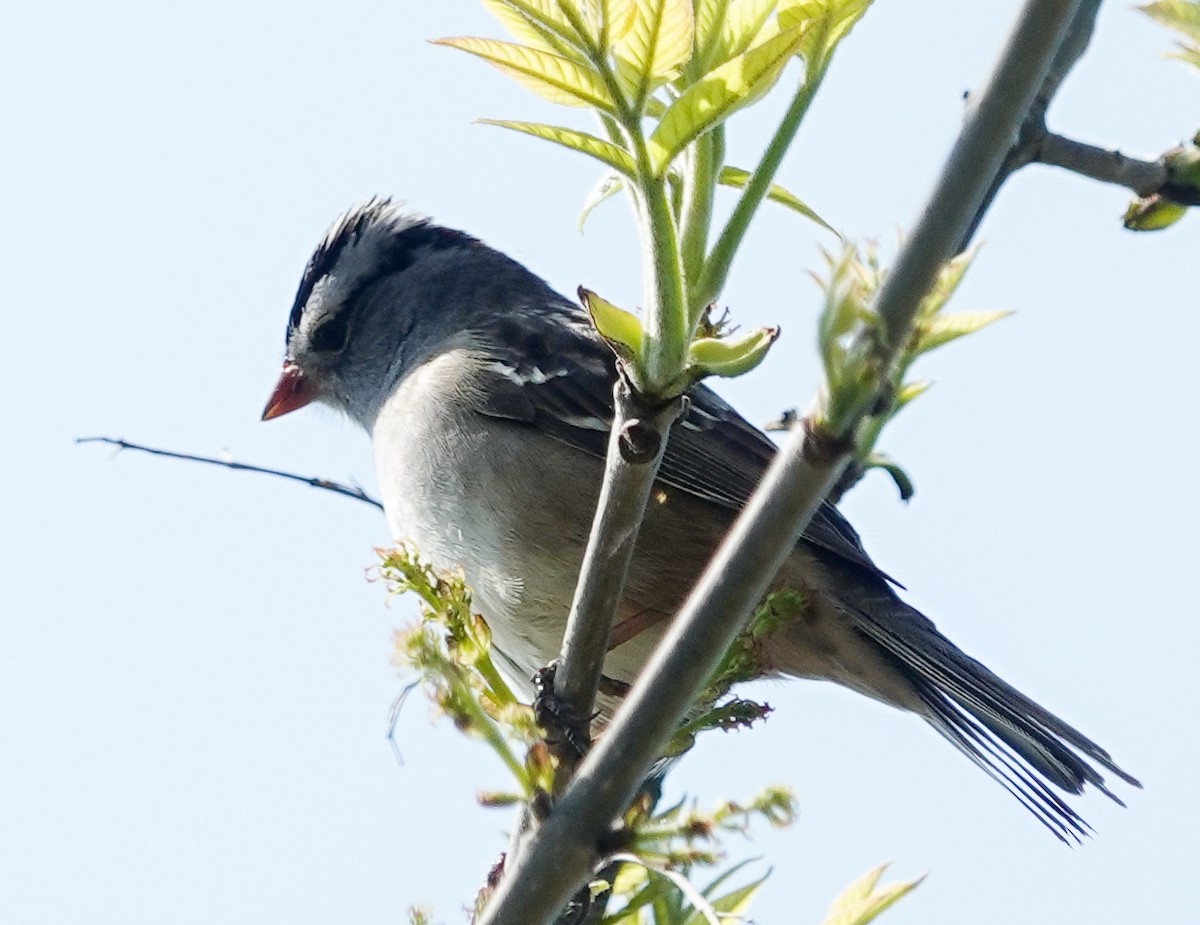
top-left (914, 310), bottom-right (1011, 356)
top-left (820, 863), bottom-right (924, 925)
top-left (648, 23), bottom-right (808, 175)
top-left (1140, 0), bottom-right (1200, 69)
top-left (917, 244), bottom-right (979, 319)
top-left (556, 0), bottom-right (639, 51)
top-left (480, 120), bottom-right (636, 174)
top-left (433, 36), bottom-right (615, 111)
top-left (719, 165), bottom-right (840, 236)
top-left (481, 0), bottom-right (588, 55)
top-left (683, 867), bottom-right (771, 924)
top-left (780, 0), bottom-right (872, 67)
top-left (691, 0), bottom-right (732, 73)
top-left (777, 0), bottom-right (825, 26)
top-left (578, 171), bottom-right (626, 229)
top-left (579, 287), bottom-right (644, 362)
top-left (687, 326), bottom-right (779, 379)
top-left (1141, 0), bottom-right (1200, 42)
top-left (699, 857), bottom-right (761, 899)
top-left (614, 0), bottom-right (695, 103)
top-left (600, 870), bottom-right (673, 924)
top-left (1123, 193), bottom-right (1189, 230)
top-left (716, 0), bottom-right (779, 63)
top-left (640, 861), bottom-right (722, 925)
top-left (599, 0), bottom-right (639, 47)
top-left (893, 379), bottom-right (932, 409)
top-left (609, 860), bottom-right (651, 895)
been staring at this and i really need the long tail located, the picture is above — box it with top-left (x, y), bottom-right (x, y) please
top-left (820, 560), bottom-right (1141, 843)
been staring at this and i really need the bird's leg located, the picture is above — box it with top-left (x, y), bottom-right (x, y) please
top-left (533, 663), bottom-right (593, 765)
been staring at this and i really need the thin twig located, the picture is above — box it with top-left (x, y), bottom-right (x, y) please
top-left (550, 378), bottom-right (685, 775)
top-left (1038, 132), bottom-right (1171, 196)
top-left (479, 2), bottom-right (1090, 922)
top-left (75, 436), bottom-right (383, 510)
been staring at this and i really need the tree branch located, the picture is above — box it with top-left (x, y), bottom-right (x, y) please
top-left (1038, 132), bottom-right (1172, 196)
top-left (75, 436), bottom-right (383, 511)
top-left (480, 2), bottom-right (1090, 922)
top-left (549, 379), bottom-right (685, 773)
top-left (956, 0), bottom-right (1101, 250)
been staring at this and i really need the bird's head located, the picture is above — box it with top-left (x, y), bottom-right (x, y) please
top-left (262, 198), bottom-right (481, 427)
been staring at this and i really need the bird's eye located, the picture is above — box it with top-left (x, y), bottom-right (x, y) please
top-left (310, 314), bottom-right (349, 353)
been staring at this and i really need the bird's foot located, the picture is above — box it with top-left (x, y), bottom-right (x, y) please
top-left (532, 663), bottom-right (592, 763)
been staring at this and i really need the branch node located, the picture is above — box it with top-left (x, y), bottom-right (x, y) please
top-left (618, 418), bottom-right (662, 463)
top-left (802, 417), bottom-right (855, 467)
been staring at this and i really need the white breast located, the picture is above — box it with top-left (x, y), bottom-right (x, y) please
top-left (370, 348), bottom-right (583, 688)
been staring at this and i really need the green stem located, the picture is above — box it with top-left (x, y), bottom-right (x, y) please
top-left (474, 654), bottom-right (517, 705)
top-left (550, 2), bottom-right (687, 394)
top-left (694, 66), bottom-right (826, 315)
top-left (679, 127), bottom-right (722, 306)
top-left (446, 664), bottom-right (529, 788)
top-left (630, 135), bottom-right (688, 393)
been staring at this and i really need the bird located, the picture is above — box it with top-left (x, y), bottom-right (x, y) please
top-left (262, 197), bottom-right (1139, 841)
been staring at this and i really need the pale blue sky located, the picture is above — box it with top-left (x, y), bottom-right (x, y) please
top-left (4, 2), bottom-right (1198, 923)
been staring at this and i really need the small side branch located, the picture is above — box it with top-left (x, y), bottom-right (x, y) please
top-left (1037, 132), bottom-right (1169, 196)
top-left (549, 378), bottom-right (686, 774)
top-left (75, 436), bottom-right (383, 511)
top-left (959, 0), bottom-right (1198, 242)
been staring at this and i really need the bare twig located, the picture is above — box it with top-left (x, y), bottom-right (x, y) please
top-left (480, 3), bottom-right (1090, 922)
top-left (550, 378), bottom-right (686, 774)
top-left (75, 436), bottom-right (383, 511)
top-left (1038, 132), bottom-right (1173, 196)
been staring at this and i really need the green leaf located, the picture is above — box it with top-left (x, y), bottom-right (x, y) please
top-left (820, 863), bottom-right (925, 925)
top-left (718, 165), bottom-right (840, 236)
top-left (914, 310), bottom-right (1011, 356)
top-left (716, 0), bottom-right (779, 63)
top-left (558, 0), bottom-right (639, 51)
top-left (648, 23), bottom-right (808, 175)
top-left (1124, 193), bottom-right (1189, 230)
top-left (648, 865), bottom-right (721, 925)
top-left (687, 326), bottom-right (779, 379)
top-left (1141, 0), bottom-right (1200, 69)
top-left (680, 871), bottom-right (769, 925)
top-left (893, 379), bottom-right (931, 409)
top-left (691, 0), bottom-right (733, 74)
top-left (863, 452), bottom-right (915, 501)
top-left (579, 287), bottom-right (644, 363)
top-left (433, 36), bottom-right (615, 111)
top-left (699, 857), bottom-right (761, 899)
top-left (1141, 0), bottom-right (1200, 42)
top-left (479, 120), bottom-right (636, 175)
top-left (600, 873), bottom-right (672, 925)
top-left (601, 0), bottom-right (639, 45)
top-left (917, 244), bottom-right (979, 319)
top-left (779, 0), bottom-right (873, 67)
top-left (608, 860), bottom-right (650, 896)
top-left (614, 0), bottom-right (695, 103)
top-left (481, 0), bottom-right (589, 55)
top-left (578, 171), bottom-right (626, 229)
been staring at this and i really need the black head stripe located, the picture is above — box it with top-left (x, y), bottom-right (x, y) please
top-left (285, 200), bottom-right (478, 341)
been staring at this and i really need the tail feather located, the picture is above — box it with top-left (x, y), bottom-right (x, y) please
top-left (819, 565), bottom-right (1140, 836)
top-left (919, 686), bottom-right (1092, 843)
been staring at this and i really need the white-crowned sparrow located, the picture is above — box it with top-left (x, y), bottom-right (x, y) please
top-left (263, 198), bottom-right (1138, 839)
